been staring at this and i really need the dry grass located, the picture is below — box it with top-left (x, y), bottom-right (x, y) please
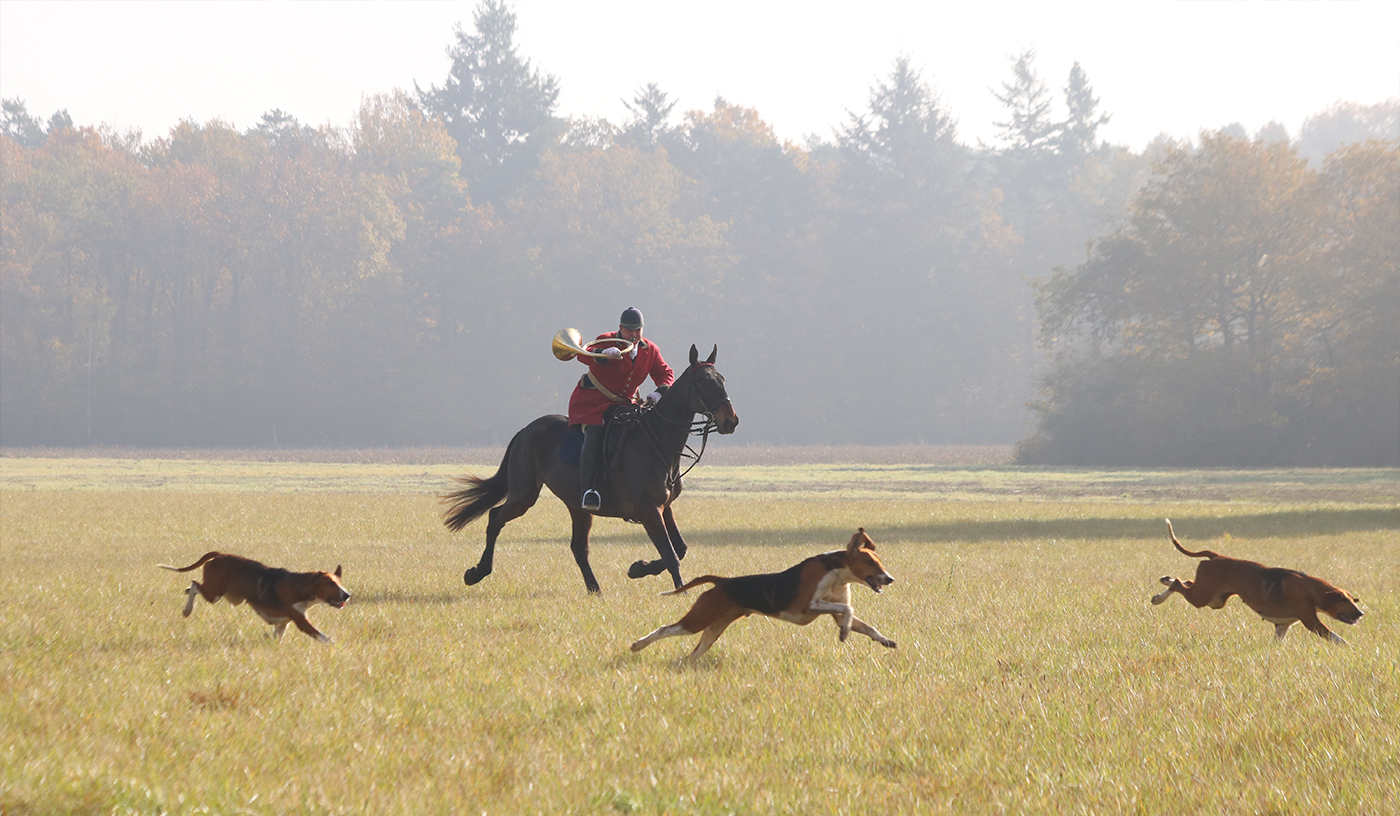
top-left (1, 455), bottom-right (1396, 815)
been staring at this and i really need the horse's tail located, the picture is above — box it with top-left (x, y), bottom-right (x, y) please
top-left (661, 575), bottom-right (724, 596)
top-left (1165, 519), bottom-right (1218, 559)
top-left (158, 551), bottom-right (221, 572)
top-left (441, 445), bottom-right (514, 532)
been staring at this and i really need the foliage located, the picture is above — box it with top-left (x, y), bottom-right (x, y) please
top-left (0, 109), bottom-right (493, 446)
top-left (991, 48), bottom-right (1058, 154)
top-left (618, 82), bottom-right (679, 150)
top-left (1297, 99), bottom-right (1399, 165)
top-left (1058, 61), bottom-right (1112, 162)
top-left (826, 58), bottom-right (1026, 442)
top-left (416, 0), bottom-right (560, 207)
top-left (1, 1), bottom-right (1395, 463)
top-left (1023, 135), bottom-right (1400, 465)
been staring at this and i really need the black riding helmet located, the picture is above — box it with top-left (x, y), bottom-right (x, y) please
top-left (620, 307), bottom-right (643, 329)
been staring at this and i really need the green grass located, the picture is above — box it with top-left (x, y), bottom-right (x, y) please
top-left (1, 456), bottom-right (1397, 815)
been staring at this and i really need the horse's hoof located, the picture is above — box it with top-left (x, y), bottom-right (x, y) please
top-left (464, 568), bottom-right (487, 586)
top-left (630, 562), bottom-right (660, 582)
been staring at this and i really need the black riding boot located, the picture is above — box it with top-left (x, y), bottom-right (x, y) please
top-left (580, 424), bottom-right (603, 510)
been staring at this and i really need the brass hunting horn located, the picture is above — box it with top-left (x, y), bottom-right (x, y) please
top-left (552, 328), bottom-right (638, 361)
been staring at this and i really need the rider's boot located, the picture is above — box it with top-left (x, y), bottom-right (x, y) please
top-left (580, 424), bottom-right (603, 511)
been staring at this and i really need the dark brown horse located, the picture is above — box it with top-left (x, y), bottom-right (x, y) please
top-left (441, 345), bottom-right (739, 593)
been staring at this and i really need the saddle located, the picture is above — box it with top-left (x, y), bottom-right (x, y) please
top-left (557, 403), bottom-right (648, 468)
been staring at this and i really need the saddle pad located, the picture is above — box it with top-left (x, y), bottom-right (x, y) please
top-left (559, 425), bottom-right (584, 467)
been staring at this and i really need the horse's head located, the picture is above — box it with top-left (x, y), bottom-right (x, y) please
top-left (683, 344), bottom-right (738, 434)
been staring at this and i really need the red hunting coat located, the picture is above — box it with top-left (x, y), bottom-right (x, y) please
top-left (568, 332), bottom-right (674, 426)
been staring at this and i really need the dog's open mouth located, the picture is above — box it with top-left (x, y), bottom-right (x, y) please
top-left (866, 576), bottom-right (892, 593)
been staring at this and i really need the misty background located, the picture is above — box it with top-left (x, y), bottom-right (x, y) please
top-left (2, 1), bottom-right (1397, 465)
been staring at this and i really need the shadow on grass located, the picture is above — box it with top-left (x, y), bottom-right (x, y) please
top-left (686, 508), bottom-right (1398, 546)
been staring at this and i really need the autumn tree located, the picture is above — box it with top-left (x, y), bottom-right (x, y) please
top-left (1297, 99), bottom-right (1399, 165)
top-left (1297, 139), bottom-right (1400, 463)
top-left (1022, 133), bottom-right (1397, 465)
top-left (0, 126), bottom-right (145, 442)
top-left (657, 100), bottom-right (827, 439)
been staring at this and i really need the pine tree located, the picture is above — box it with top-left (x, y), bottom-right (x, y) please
top-left (991, 49), bottom-right (1056, 154)
top-left (1058, 62), bottom-right (1110, 161)
top-left (417, 0), bottom-right (559, 206)
top-left (619, 83), bottom-right (678, 150)
top-left (2, 98), bottom-right (63, 148)
top-left (837, 56), bottom-right (960, 185)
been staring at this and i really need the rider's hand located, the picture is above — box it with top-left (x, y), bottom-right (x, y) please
top-left (602, 347), bottom-right (622, 360)
top-left (646, 390), bottom-right (662, 405)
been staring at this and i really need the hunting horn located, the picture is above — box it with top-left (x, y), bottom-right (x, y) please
top-left (552, 328), bottom-right (638, 361)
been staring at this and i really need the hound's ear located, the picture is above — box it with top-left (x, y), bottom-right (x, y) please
top-left (848, 528), bottom-right (872, 552)
top-left (335, 565), bottom-right (343, 577)
top-left (689, 345), bottom-right (699, 366)
top-left (706, 345), bottom-right (717, 364)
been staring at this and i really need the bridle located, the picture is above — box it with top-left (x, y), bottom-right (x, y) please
top-left (631, 362), bottom-right (730, 483)
top-left (685, 362), bottom-right (733, 425)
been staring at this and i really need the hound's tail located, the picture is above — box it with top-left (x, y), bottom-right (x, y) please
top-left (661, 575), bottom-right (725, 596)
top-left (158, 551), bottom-right (222, 572)
top-left (1165, 519), bottom-right (1219, 559)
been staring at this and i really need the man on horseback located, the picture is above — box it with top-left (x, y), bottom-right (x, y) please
top-left (568, 307), bottom-right (674, 511)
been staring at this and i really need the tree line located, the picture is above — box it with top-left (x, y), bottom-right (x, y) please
top-left (2, 1), bottom-right (1396, 464)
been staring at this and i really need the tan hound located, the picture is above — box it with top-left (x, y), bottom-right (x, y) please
top-left (160, 552), bottom-right (350, 642)
top-left (1152, 520), bottom-right (1362, 644)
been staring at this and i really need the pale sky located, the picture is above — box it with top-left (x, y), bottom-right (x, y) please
top-left (2, 0), bottom-right (1396, 151)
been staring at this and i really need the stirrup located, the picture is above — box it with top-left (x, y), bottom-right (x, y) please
top-left (581, 489), bottom-right (602, 511)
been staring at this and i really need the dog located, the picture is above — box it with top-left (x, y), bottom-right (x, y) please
top-left (159, 552), bottom-right (350, 642)
top-left (1151, 519), bottom-right (1362, 644)
top-left (630, 528), bottom-right (897, 661)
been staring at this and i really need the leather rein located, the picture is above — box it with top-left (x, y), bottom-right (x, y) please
top-left (628, 362), bottom-right (729, 484)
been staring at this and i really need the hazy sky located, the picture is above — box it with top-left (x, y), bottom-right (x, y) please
top-left (2, 0), bottom-right (1396, 151)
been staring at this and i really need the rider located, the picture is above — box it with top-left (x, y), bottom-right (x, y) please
top-left (569, 307), bottom-right (674, 511)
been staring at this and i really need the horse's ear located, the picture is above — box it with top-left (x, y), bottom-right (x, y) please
top-left (706, 345), bottom-right (717, 364)
top-left (689, 345), bottom-right (699, 366)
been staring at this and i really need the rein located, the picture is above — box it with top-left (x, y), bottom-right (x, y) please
top-left (624, 363), bottom-right (727, 485)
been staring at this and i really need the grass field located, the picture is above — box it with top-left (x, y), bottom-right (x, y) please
top-left (1, 452), bottom-right (1397, 815)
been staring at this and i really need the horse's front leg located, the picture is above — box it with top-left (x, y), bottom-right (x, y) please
top-left (627, 507), bottom-right (683, 588)
top-left (662, 504), bottom-right (687, 561)
top-left (567, 507), bottom-right (601, 594)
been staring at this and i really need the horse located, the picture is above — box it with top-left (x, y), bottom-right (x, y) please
top-left (440, 344), bottom-right (739, 593)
